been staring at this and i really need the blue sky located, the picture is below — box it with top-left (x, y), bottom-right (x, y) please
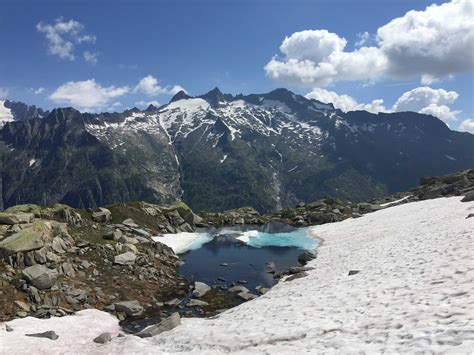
top-left (0, 0), bottom-right (472, 131)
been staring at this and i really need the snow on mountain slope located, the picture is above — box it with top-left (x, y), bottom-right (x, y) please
top-left (2, 197), bottom-right (473, 353)
top-left (0, 100), bottom-right (14, 127)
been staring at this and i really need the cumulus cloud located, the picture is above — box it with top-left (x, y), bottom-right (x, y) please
top-left (306, 86), bottom-right (462, 124)
top-left (83, 51), bottom-right (99, 65)
top-left (305, 88), bottom-right (388, 114)
top-left (37, 18), bottom-right (96, 61)
top-left (265, 0), bottom-right (474, 87)
top-left (392, 87), bottom-right (460, 121)
top-left (458, 119), bottom-right (474, 134)
top-left (50, 79), bottom-right (129, 111)
top-left (134, 75), bottom-right (185, 96)
top-left (0, 87), bottom-right (9, 99)
top-left (34, 87), bottom-right (45, 94)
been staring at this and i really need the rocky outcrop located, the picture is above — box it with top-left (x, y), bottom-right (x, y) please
top-left (22, 265), bottom-right (59, 290)
top-left (0, 201), bottom-right (189, 322)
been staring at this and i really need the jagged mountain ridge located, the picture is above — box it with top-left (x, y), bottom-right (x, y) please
top-left (1, 88), bottom-right (473, 212)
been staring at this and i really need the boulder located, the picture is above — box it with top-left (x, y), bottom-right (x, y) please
top-left (461, 191), bottom-right (474, 202)
top-left (46, 252), bottom-right (61, 263)
top-left (33, 248), bottom-right (48, 264)
top-left (114, 252), bottom-right (136, 265)
top-left (237, 291), bottom-right (257, 301)
top-left (22, 264), bottom-right (59, 290)
top-left (92, 208), bottom-right (112, 223)
top-left (25, 330), bottom-right (58, 340)
top-left (192, 281), bottom-right (211, 298)
top-left (229, 285), bottom-right (250, 293)
top-left (122, 243), bottom-right (138, 254)
top-left (93, 332), bottom-right (112, 344)
top-left (298, 250), bottom-right (317, 265)
top-left (0, 221), bottom-right (54, 258)
top-left (114, 300), bottom-right (143, 316)
top-left (122, 219), bottom-right (139, 228)
top-left (0, 212), bottom-right (34, 225)
top-left (14, 300), bottom-right (30, 312)
top-left (136, 313), bottom-right (180, 338)
top-left (119, 235), bottom-right (139, 245)
top-left (187, 299), bottom-right (209, 307)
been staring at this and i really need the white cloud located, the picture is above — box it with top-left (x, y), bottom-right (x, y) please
top-left (306, 86), bottom-right (462, 124)
top-left (37, 18), bottom-right (96, 61)
top-left (265, 0), bottom-right (474, 87)
top-left (392, 87), bottom-right (460, 121)
top-left (305, 88), bottom-right (387, 114)
top-left (83, 51), bottom-right (99, 65)
top-left (458, 119), bottom-right (474, 134)
top-left (355, 31), bottom-right (371, 47)
top-left (0, 87), bottom-right (9, 99)
top-left (134, 75), bottom-right (185, 96)
top-left (34, 87), bottom-right (45, 95)
top-left (135, 100), bottom-right (160, 108)
top-left (50, 79), bottom-right (129, 111)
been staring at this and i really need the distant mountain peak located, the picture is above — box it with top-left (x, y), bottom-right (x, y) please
top-left (170, 90), bottom-right (191, 103)
top-left (146, 104), bottom-right (158, 112)
top-left (201, 87), bottom-right (226, 107)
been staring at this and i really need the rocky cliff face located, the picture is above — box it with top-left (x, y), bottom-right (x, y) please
top-left (1, 89), bottom-right (473, 212)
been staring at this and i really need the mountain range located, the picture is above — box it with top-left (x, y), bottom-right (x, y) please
top-left (1, 88), bottom-right (473, 212)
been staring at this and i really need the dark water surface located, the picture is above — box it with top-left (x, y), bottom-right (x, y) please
top-left (178, 223), bottom-right (318, 291)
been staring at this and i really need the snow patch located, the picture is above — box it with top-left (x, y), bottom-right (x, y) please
top-left (152, 232), bottom-right (213, 254)
top-left (28, 159), bottom-right (36, 167)
top-left (236, 229), bottom-right (317, 250)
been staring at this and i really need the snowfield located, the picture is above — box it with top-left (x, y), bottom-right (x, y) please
top-left (2, 197), bottom-right (473, 353)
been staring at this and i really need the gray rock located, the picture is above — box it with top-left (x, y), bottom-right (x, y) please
top-left (118, 235), bottom-right (139, 245)
top-left (6, 324), bottom-right (13, 332)
top-left (46, 252), bottom-right (61, 263)
top-left (192, 281), bottom-right (211, 298)
top-left (122, 243), bottom-right (138, 254)
top-left (33, 248), bottom-right (48, 264)
top-left (461, 191), bottom-right (474, 202)
top-left (187, 299), bottom-right (209, 307)
top-left (51, 237), bottom-right (67, 254)
top-left (22, 264), bottom-right (58, 290)
top-left (286, 271), bottom-right (308, 281)
top-left (256, 286), bottom-right (270, 295)
top-left (92, 208), bottom-right (112, 223)
top-left (132, 228), bottom-right (150, 238)
top-left (122, 219), bottom-right (139, 228)
top-left (114, 252), bottom-right (136, 265)
top-left (60, 262), bottom-right (76, 277)
top-left (0, 212), bottom-right (34, 225)
top-left (136, 313), bottom-right (181, 338)
top-left (164, 298), bottom-right (181, 306)
top-left (229, 285), bottom-right (250, 293)
top-left (14, 300), bottom-right (30, 312)
top-left (114, 300), bottom-right (143, 316)
top-left (298, 250), bottom-right (317, 265)
top-left (348, 270), bottom-right (360, 276)
top-left (25, 330), bottom-right (59, 340)
top-left (237, 291), bottom-right (257, 301)
top-left (93, 332), bottom-right (112, 344)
